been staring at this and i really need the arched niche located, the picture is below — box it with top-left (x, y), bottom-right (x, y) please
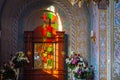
top-left (24, 9), bottom-right (65, 80)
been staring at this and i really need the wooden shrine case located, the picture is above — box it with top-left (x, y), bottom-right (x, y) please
top-left (24, 26), bottom-right (65, 80)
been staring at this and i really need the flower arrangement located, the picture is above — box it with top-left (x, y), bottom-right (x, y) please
top-left (0, 51), bottom-right (29, 80)
top-left (0, 62), bottom-right (16, 80)
top-left (65, 52), bottom-right (94, 79)
top-left (11, 51), bottom-right (30, 68)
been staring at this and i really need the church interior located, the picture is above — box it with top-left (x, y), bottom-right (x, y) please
top-left (0, 0), bottom-right (120, 80)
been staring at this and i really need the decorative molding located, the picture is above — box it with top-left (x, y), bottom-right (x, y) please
top-left (99, 10), bottom-right (108, 80)
top-left (114, 2), bottom-right (120, 27)
top-left (107, 0), bottom-right (114, 80)
top-left (113, 1), bottom-right (120, 80)
top-left (98, 0), bottom-right (109, 9)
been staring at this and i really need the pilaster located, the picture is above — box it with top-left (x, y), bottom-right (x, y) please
top-left (98, 0), bottom-right (108, 80)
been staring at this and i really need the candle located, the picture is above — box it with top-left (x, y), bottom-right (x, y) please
top-left (91, 30), bottom-right (93, 37)
top-left (57, 13), bottom-right (62, 31)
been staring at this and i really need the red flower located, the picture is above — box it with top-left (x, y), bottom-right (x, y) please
top-left (77, 54), bottom-right (80, 56)
top-left (79, 64), bottom-right (82, 67)
top-left (84, 66), bottom-right (87, 69)
top-left (66, 56), bottom-right (69, 58)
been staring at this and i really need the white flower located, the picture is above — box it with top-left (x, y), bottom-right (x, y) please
top-left (71, 51), bottom-right (75, 55)
top-left (84, 67), bottom-right (89, 72)
top-left (73, 66), bottom-right (79, 73)
top-left (82, 62), bottom-right (86, 67)
top-left (77, 62), bottom-right (82, 65)
top-left (80, 57), bottom-right (83, 61)
top-left (1, 69), bottom-right (5, 73)
top-left (66, 58), bottom-right (73, 64)
top-left (65, 58), bottom-right (70, 64)
top-left (23, 57), bottom-right (30, 63)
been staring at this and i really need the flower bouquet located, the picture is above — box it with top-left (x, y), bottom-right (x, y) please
top-left (65, 52), bottom-right (94, 80)
top-left (12, 51), bottom-right (29, 69)
top-left (65, 53), bottom-right (81, 70)
top-left (1, 51), bottom-right (30, 80)
top-left (11, 51), bottom-right (30, 80)
top-left (0, 62), bottom-right (16, 80)
top-left (73, 65), bottom-right (93, 79)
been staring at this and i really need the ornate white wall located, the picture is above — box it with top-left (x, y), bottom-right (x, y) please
top-left (113, 1), bottom-right (120, 80)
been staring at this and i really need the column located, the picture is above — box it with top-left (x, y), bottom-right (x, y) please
top-left (98, 0), bottom-right (108, 80)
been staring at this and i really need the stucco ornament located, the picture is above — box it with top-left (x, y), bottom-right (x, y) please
top-left (114, 42), bottom-right (120, 77)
